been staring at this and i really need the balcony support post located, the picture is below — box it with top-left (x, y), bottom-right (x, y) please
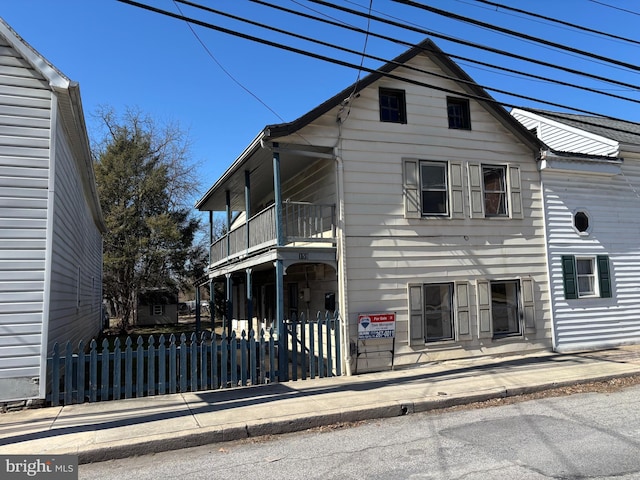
top-left (225, 190), bottom-right (231, 259)
top-left (225, 273), bottom-right (232, 337)
top-left (246, 268), bottom-right (254, 333)
top-left (245, 170), bottom-right (251, 251)
top-left (272, 144), bottom-right (287, 381)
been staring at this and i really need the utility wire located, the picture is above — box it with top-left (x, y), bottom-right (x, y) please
top-left (179, 0), bottom-right (640, 109)
top-left (171, 0), bottom-right (285, 123)
top-left (473, 0), bottom-right (640, 46)
top-left (392, 0), bottom-right (640, 73)
top-left (308, 0), bottom-right (640, 91)
top-left (589, 0), bottom-right (640, 17)
top-left (117, 0), bottom-right (640, 134)
top-left (252, 0), bottom-right (640, 106)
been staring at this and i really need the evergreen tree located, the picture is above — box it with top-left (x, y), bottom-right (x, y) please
top-left (93, 107), bottom-right (206, 329)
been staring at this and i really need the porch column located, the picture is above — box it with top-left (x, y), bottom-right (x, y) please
top-left (209, 280), bottom-right (215, 331)
top-left (225, 190), bottom-right (231, 258)
top-left (245, 170), bottom-right (251, 251)
top-left (246, 268), bottom-right (253, 333)
top-left (273, 143), bottom-right (287, 381)
top-left (225, 273), bottom-right (232, 337)
top-left (195, 286), bottom-right (201, 334)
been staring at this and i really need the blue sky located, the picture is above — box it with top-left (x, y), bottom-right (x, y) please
top-left (3, 1), bottom-right (640, 206)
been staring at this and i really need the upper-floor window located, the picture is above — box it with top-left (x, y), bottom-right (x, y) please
top-left (561, 255), bottom-right (612, 299)
top-left (403, 159), bottom-right (464, 218)
top-left (420, 161), bottom-right (448, 216)
top-left (379, 87), bottom-right (407, 123)
top-left (447, 97), bottom-right (471, 129)
top-left (483, 165), bottom-right (507, 216)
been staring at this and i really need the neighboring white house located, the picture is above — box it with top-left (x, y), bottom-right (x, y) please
top-left (511, 108), bottom-right (640, 352)
top-left (0, 18), bottom-right (106, 402)
top-left (196, 39), bottom-right (552, 374)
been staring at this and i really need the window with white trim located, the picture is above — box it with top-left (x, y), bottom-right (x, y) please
top-left (561, 255), bottom-right (612, 299)
top-left (403, 159), bottom-right (464, 219)
top-left (409, 282), bottom-right (471, 345)
top-left (468, 163), bottom-right (522, 219)
top-left (477, 278), bottom-right (535, 339)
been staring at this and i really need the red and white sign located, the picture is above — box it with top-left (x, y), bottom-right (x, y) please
top-left (358, 313), bottom-right (396, 339)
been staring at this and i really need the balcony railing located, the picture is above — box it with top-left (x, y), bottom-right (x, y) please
top-left (210, 202), bottom-right (336, 265)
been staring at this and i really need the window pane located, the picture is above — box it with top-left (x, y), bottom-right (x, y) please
top-left (447, 97), bottom-right (471, 129)
top-left (422, 191), bottom-right (447, 215)
top-left (421, 164), bottom-right (446, 188)
top-left (424, 284), bottom-right (454, 342)
top-left (577, 259), bottom-right (594, 275)
top-left (483, 166), bottom-right (507, 216)
top-left (420, 161), bottom-right (448, 215)
top-left (379, 89), bottom-right (406, 123)
top-left (491, 281), bottom-right (520, 336)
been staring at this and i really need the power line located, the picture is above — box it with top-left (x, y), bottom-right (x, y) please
top-left (251, 0), bottom-right (640, 106)
top-left (308, 0), bottom-right (640, 92)
top-left (392, 0), bottom-right (640, 73)
top-left (589, 0), bottom-right (640, 17)
top-left (179, 0), bottom-right (640, 109)
top-left (171, 0), bottom-right (285, 123)
top-left (117, 0), bottom-right (640, 132)
top-left (472, 0), bottom-right (640, 46)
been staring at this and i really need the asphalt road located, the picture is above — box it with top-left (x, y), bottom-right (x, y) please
top-left (79, 384), bottom-right (640, 479)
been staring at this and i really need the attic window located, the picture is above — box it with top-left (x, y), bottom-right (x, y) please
top-left (447, 97), bottom-right (471, 130)
top-left (379, 88), bottom-right (407, 123)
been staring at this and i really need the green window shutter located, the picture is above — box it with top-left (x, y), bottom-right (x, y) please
top-left (561, 255), bottom-right (578, 299)
top-left (597, 255), bottom-right (612, 298)
top-left (408, 284), bottom-right (424, 346)
top-left (521, 277), bottom-right (536, 331)
top-left (455, 282), bottom-right (471, 340)
top-left (403, 159), bottom-right (420, 218)
top-left (508, 165), bottom-right (523, 219)
top-left (468, 162), bottom-right (484, 218)
top-left (477, 280), bottom-right (492, 338)
top-left (449, 161), bottom-right (465, 218)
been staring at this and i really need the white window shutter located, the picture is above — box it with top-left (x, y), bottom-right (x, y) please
top-left (477, 280), bottom-right (492, 338)
top-left (455, 282), bottom-right (471, 340)
top-left (521, 277), bottom-right (536, 331)
top-left (403, 159), bottom-right (420, 218)
top-left (449, 161), bottom-right (465, 218)
top-left (408, 284), bottom-right (424, 346)
top-left (509, 165), bottom-right (523, 219)
top-left (468, 162), bottom-right (484, 218)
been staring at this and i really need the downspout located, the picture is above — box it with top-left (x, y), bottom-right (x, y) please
top-left (335, 152), bottom-right (352, 376)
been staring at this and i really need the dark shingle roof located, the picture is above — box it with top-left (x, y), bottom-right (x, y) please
top-left (524, 108), bottom-right (640, 146)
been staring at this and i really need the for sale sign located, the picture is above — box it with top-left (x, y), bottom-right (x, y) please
top-left (358, 313), bottom-right (396, 339)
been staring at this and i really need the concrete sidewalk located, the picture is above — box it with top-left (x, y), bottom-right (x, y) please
top-left (1, 346), bottom-right (640, 464)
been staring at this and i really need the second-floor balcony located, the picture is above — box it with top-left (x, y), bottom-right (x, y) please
top-left (210, 201), bottom-right (336, 266)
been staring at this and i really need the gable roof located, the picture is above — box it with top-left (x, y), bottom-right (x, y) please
top-left (196, 37), bottom-right (543, 210)
top-left (518, 108), bottom-right (640, 147)
top-left (264, 38), bottom-right (541, 150)
top-left (0, 17), bottom-right (106, 232)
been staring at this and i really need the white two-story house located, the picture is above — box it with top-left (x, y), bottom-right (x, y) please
top-left (197, 39), bottom-right (552, 374)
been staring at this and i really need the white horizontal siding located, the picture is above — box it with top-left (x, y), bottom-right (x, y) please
top-left (46, 109), bottom-right (103, 352)
top-left (544, 153), bottom-right (640, 350)
top-left (290, 52), bottom-right (552, 364)
top-left (0, 34), bottom-right (51, 392)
